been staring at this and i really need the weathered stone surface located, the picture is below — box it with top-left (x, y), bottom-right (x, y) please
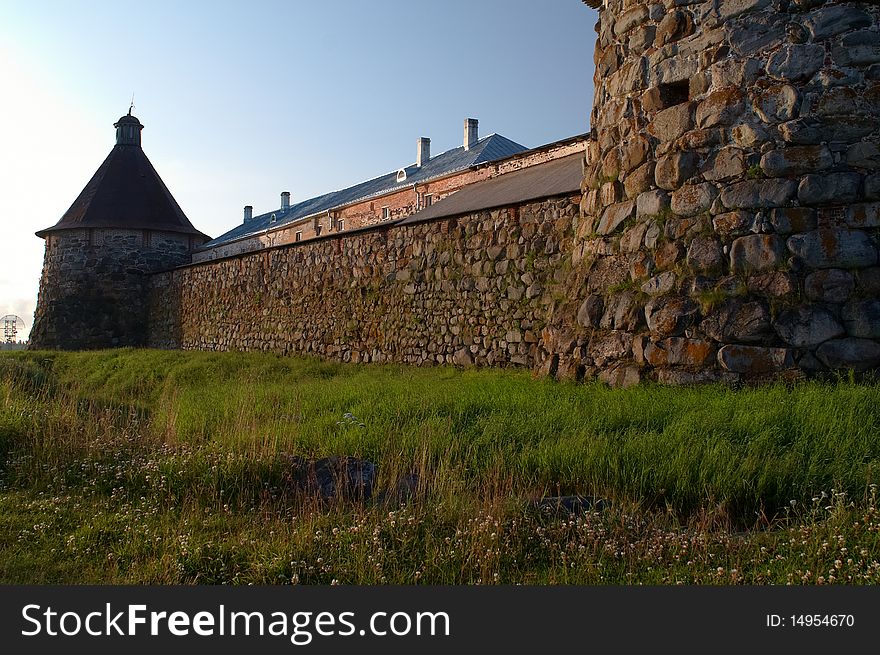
top-left (643, 221), bottom-right (662, 249)
top-left (607, 57), bottom-right (649, 96)
top-left (703, 146), bottom-right (746, 182)
top-left (619, 136), bottom-right (650, 173)
top-left (645, 337), bottom-right (715, 367)
top-left (576, 294), bottom-right (604, 330)
top-left (453, 348), bottom-right (474, 367)
top-left (720, 179), bottom-right (797, 209)
top-left (648, 102), bottom-right (694, 142)
top-left (696, 87), bottom-right (744, 128)
top-left (866, 175), bottom-right (880, 202)
top-left (641, 271), bottom-right (677, 296)
top-left (729, 234), bottom-right (784, 273)
top-left (614, 5), bottom-right (649, 37)
top-left (731, 123), bottom-right (767, 148)
top-left (636, 189), bottom-right (670, 218)
top-left (841, 300), bottom-right (880, 339)
top-left (655, 151), bottom-right (699, 190)
top-left (645, 295), bottom-right (700, 337)
top-left (804, 5), bottom-right (871, 40)
top-left (787, 229), bottom-right (878, 268)
top-left (846, 203), bottom-right (880, 229)
top-left (624, 161), bottom-right (656, 198)
top-left (813, 87), bottom-right (863, 119)
top-left (766, 44), bottom-right (824, 81)
top-left (816, 338), bottom-right (880, 371)
top-left (589, 331), bottom-right (633, 365)
top-left (654, 241), bottom-right (685, 269)
top-left (671, 182), bottom-right (718, 217)
top-left (798, 173), bottom-right (862, 205)
top-left (846, 142), bottom-right (880, 169)
top-left (712, 0), bottom-right (771, 22)
top-left (600, 291), bottom-right (643, 331)
top-left (600, 180), bottom-right (623, 207)
top-left (597, 200), bottom-right (635, 235)
top-left (777, 119), bottom-right (819, 145)
top-left (833, 30), bottom-right (880, 67)
top-left (598, 364), bottom-right (641, 388)
top-left (717, 345), bottom-right (794, 374)
top-left (773, 306), bottom-right (845, 347)
top-left (747, 271), bottom-right (798, 298)
top-left (656, 9), bottom-right (694, 46)
top-left (805, 269), bottom-right (854, 303)
top-left (701, 300), bottom-right (771, 344)
top-left (760, 145), bottom-right (832, 177)
top-left (620, 222), bottom-right (649, 253)
top-left (713, 210), bottom-right (754, 237)
top-left (630, 250), bottom-right (654, 280)
top-left (815, 67), bottom-right (863, 90)
top-left (629, 24), bottom-right (657, 52)
top-left (769, 207), bottom-right (816, 234)
top-left (651, 53), bottom-right (700, 86)
top-left (587, 254), bottom-right (631, 291)
top-left (753, 83), bottom-right (799, 123)
top-left (687, 236), bottom-right (724, 275)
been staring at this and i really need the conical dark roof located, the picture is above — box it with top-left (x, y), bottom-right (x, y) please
top-left (36, 114), bottom-right (208, 239)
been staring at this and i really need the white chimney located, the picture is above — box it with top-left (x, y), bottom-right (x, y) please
top-left (281, 191), bottom-right (291, 210)
top-left (464, 118), bottom-right (478, 150)
top-left (243, 205), bottom-right (253, 222)
top-left (417, 137), bottom-right (430, 167)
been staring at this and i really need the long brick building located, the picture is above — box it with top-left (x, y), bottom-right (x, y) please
top-left (194, 119), bottom-right (586, 262)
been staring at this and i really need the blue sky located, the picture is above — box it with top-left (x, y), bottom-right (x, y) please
top-left (0, 1), bottom-right (598, 336)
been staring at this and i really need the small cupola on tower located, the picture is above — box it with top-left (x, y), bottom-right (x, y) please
top-left (114, 110), bottom-right (143, 146)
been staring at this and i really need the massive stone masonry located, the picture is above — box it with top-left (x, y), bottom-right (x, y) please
top-left (31, 229), bottom-right (194, 350)
top-left (567, 0), bottom-right (880, 384)
top-left (148, 198), bottom-right (580, 370)
top-left (147, 0), bottom-right (880, 386)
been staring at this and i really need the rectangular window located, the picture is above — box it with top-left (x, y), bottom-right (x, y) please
top-left (338, 219), bottom-right (345, 231)
top-left (382, 206), bottom-right (391, 220)
top-left (424, 194), bottom-right (433, 208)
top-left (295, 231), bottom-right (302, 242)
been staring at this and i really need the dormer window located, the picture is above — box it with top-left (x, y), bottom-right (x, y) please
top-left (396, 169), bottom-right (407, 183)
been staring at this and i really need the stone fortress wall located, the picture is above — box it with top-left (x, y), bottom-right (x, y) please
top-left (554, 0), bottom-right (880, 385)
top-left (32, 229), bottom-right (195, 350)
top-left (148, 196), bottom-right (580, 370)
top-left (147, 0), bottom-right (880, 385)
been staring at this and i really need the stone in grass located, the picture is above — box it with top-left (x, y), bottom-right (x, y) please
top-left (282, 455), bottom-right (377, 501)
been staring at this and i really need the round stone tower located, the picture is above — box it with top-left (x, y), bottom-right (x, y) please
top-left (30, 112), bottom-right (209, 350)
top-left (561, 0), bottom-right (880, 385)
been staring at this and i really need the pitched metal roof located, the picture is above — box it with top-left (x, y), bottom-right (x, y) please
top-left (399, 153), bottom-right (583, 225)
top-left (200, 133), bottom-right (527, 249)
top-left (36, 116), bottom-right (208, 239)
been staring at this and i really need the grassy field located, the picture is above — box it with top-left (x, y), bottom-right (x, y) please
top-left (1, 349), bottom-right (879, 584)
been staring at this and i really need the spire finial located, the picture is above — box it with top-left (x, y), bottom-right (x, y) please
top-left (128, 94), bottom-right (135, 116)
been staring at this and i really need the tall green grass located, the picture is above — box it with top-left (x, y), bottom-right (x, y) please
top-left (1, 349), bottom-right (879, 584)
top-left (2, 349), bottom-right (879, 516)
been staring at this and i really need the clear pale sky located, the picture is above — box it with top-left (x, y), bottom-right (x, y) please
top-left (0, 1), bottom-right (598, 338)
